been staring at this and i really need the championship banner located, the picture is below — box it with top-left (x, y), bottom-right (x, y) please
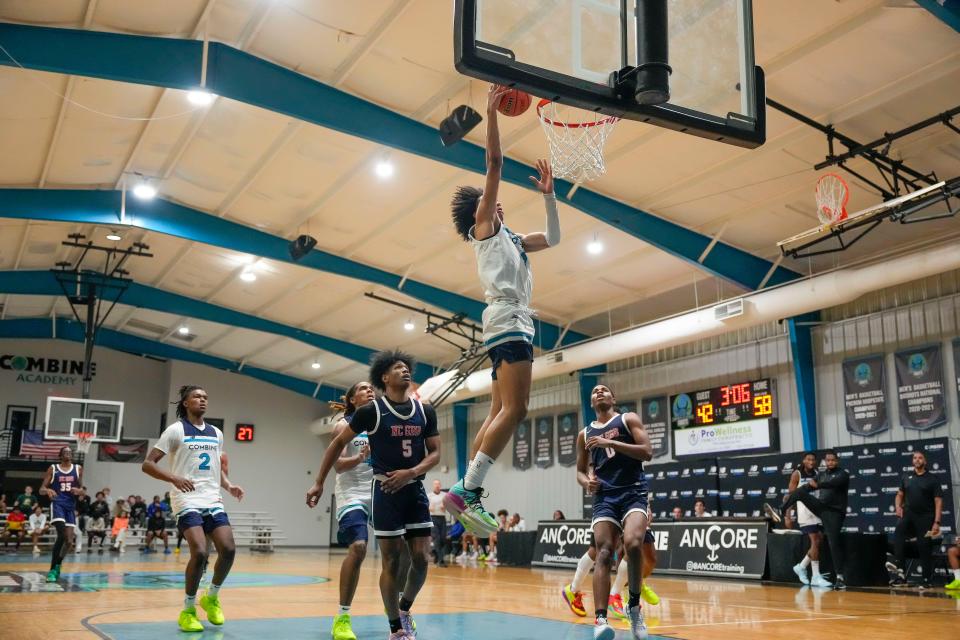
top-left (556, 412), bottom-right (578, 467)
top-left (618, 400), bottom-right (637, 415)
top-left (512, 419), bottom-right (532, 470)
top-left (534, 415), bottom-right (554, 468)
top-left (894, 345), bottom-right (947, 430)
top-left (641, 396), bottom-right (669, 458)
top-left (653, 520), bottom-right (768, 579)
top-left (97, 439), bottom-right (148, 463)
top-left (842, 355), bottom-right (888, 436)
top-left (532, 520), bottom-right (593, 567)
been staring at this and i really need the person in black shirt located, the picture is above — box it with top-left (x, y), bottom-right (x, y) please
top-left (75, 486), bottom-right (92, 552)
top-left (765, 450), bottom-right (850, 590)
top-left (889, 451), bottom-right (943, 587)
top-left (307, 350), bottom-right (440, 640)
top-left (144, 509), bottom-right (171, 554)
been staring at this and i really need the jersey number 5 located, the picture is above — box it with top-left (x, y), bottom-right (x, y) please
top-left (198, 453), bottom-right (211, 470)
top-left (402, 439), bottom-right (412, 458)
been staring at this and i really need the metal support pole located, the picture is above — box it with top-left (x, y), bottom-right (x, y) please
top-left (82, 284), bottom-right (96, 400)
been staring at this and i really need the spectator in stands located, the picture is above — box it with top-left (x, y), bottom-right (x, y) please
top-left (889, 451), bottom-right (943, 588)
top-left (496, 509), bottom-right (509, 530)
top-left (508, 513), bottom-right (526, 531)
top-left (2, 505), bottom-right (27, 550)
top-left (553, 510), bottom-right (566, 520)
top-left (130, 496), bottom-right (148, 529)
top-left (671, 506), bottom-right (683, 521)
top-left (0, 494), bottom-right (8, 512)
top-left (143, 507), bottom-right (171, 554)
top-left (28, 504), bottom-right (49, 554)
top-left (87, 508), bottom-right (107, 554)
top-left (428, 479), bottom-right (448, 567)
top-left (694, 499), bottom-right (712, 518)
top-left (446, 520), bottom-right (465, 560)
top-left (76, 486), bottom-right (91, 546)
top-left (111, 499), bottom-right (130, 553)
top-left (89, 491), bottom-right (109, 522)
top-left (15, 486), bottom-right (37, 515)
top-left (147, 495), bottom-right (168, 520)
top-left (161, 491), bottom-right (171, 510)
top-left (101, 487), bottom-right (111, 503)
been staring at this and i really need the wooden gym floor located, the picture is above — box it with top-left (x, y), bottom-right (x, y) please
top-left (0, 548), bottom-right (957, 639)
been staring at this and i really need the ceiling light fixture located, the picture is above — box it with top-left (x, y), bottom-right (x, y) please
top-left (587, 233), bottom-right (604, 255)
top-left (404, 319), bottom-right (415, 331)
top-left (177, 326), bottom-right (190, 335)
top-left (239, 270), bottom-right (257, 282)
top-left (132, 181), bottom-right (157, 200)
top-left (311, 361), bottom-right (322, 370)
top-left (187, 90), bottom-right (216, 106)
top-left (106, 232), bottom-right (122, 241)
top-left (375, 159), bottom-right (394, 179)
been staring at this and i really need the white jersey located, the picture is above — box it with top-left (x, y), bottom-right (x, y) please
top-left (154, 419), bottom-right (224, 516)
top-left (470, 222), bottom-right (534, 349)
top-left (795, 467), bottom-right (822, 528)
top-left (334, 422), bottom-right (373, 520)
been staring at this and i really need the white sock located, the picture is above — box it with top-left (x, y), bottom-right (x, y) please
top-left (799, 555), bottom-right (811, 569)
top-left (811, 561), bottom-right (820, 577)
top-left (612, 558), bottom-right (629, 594)
top-left (463, 452), bottom-right (495, 491)
top-left (208, 583), bottom-right (221, 596)
top-left (185, 594), bottom-right (196, 609)
top-left (339, 605), bottom-right (350, 615)
top-left (953, 569), bottom-right (960, 580)
top-left (571, 551), bottom-right (594, 592)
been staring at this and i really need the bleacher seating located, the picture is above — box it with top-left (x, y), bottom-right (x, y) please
top-left (0, 510), bottom-right (285, 553)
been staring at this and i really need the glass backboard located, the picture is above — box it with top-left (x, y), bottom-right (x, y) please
top-left (455, 0), bottom-right (765, 147)
top-left (44, 396), bottom-right (124, 443)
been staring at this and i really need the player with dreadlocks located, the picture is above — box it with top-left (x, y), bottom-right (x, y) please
top-left (143, 385), bottom-right (245, 632)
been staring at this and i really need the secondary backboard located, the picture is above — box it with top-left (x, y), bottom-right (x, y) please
top-left (455, 0), bottom-right (765, 147)
top-left (44, 396), bottom-right (124, 443)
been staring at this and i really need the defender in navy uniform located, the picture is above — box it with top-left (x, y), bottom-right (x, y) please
top-left (308, 350), bottom-right (440, 640)
top-left (576, 384), bottom-right (652, 640)
top-left (40, 445), bottom-right (82, 582)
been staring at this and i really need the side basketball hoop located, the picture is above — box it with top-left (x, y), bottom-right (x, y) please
top-left (75, 432), bottom-right (94, 455)
top-left (536, 99), bottom-right (619, 183)
top-left (815, 173), bottom-right (850, 225)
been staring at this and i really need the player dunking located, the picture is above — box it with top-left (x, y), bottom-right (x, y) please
top-left (308, 350), bottom-right (440, 640)
top-left (577, 384), bottom-right (652, 640)
top-left (41, 445), bottom-right (82, 582)
top-left (446, 84), bottom-right (561, 535)
top-left (143, 386), bottom-right (245, 632)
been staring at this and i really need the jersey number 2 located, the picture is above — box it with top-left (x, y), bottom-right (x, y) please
top-left (198, 453), bottom-right (211, 470)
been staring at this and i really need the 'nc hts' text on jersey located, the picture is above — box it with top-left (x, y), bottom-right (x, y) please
top-left (391, 425), bottom-right (422, 437)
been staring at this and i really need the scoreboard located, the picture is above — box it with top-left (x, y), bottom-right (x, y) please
top-left (670, 379), bottom-right (779, 458)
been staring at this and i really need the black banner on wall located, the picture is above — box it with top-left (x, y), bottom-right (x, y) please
top-left (641, 396), bottom-right (669, 459)
top-left (534, 415), bottom-right (555, 468)
top-left (618, 400), bottom-right (637, 415)
top-left (654, 520), bottom-right (769, 579)
top-left (842, 355), bottom-right (888, 436)
top-left (556, 412), bottom-right (578, 467)
top-left (894, 345), bottom-right (947, 430)
top-left (532, 520), bottom-right (594, 568)
top-left (513, 419), bottom-right (532, 470)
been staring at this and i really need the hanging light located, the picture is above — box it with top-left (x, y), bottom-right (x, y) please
top-left (132, 181), bottom-right (157, 200)
top-left (404, 319), bottom-right (415, 331)
top-left (187, 90), bottom-right (216, 106)
top-left (587, 232), bottom-right (604, 255)
top-left (311, 361), bottom-right (322, 370)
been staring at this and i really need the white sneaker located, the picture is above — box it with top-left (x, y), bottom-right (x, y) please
top-left (399, 611), bottom-right (416, 638)
top-left (811, 574), bottom-right (833, 588)
top-left (593, 619), bottom-right (615, 640)
top-left (793, 563), bottom-right (810, 585)
top-left (628, 604), bottom-right (648, 639)
top-left (32, 546), bottom-right (40, 555)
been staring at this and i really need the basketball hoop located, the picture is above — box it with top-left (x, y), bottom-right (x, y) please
top-left (75, 432), bottom-right (94, 455)
top-left (815, 173), bottom-right (850, 225)
top-left (536, 99), bottom-right (619, 183)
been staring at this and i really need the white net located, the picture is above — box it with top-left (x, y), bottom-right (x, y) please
top-left (537, 101), bottom-right (619, 183)
top-left (75, 433), bottom-right (94, 455)
top-left (815, 173), bottom-right (849, 225)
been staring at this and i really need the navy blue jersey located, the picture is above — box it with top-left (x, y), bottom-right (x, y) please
top-left (50, 463), bottom-right (80, 507)
top-left (349, 396), bottom-right (438, 478)
top-left (585, 413), bottom-right (645, 492)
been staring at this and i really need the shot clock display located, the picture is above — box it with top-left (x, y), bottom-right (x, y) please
top-left (671, 379), bottom-right (778, 459)
top-left (235, 423), bottom-right (255, 442)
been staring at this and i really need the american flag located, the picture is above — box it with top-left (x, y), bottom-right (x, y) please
top-left (19, 431), bottom-right (67, 457)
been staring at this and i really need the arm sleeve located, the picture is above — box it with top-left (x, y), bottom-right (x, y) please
top-left (423, 403), bottom-right (439, 438)
top-left (350, 403), bottom-right (376, 434)
top-left (543, 193), bottom-right (561, 246)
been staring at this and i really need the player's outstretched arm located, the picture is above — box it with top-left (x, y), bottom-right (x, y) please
top-left (521, 159), bottom-right (560, 253)
top-left (306, 427), bottom-right (353, 507)
top-left (474, 85), bottom-right (508, 241)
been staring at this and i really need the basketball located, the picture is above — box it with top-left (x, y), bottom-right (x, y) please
top-left (497, 88), bottom-right (532, 117)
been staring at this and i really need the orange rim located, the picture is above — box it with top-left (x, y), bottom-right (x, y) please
top-left (536, 99), bottom-right (619, 128)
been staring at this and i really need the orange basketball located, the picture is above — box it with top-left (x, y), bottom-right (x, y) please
top-left (497, 88), bottom-right (532, 117)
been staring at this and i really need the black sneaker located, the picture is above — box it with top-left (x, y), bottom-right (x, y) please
top-left (917, 579), bottom-right (932, 590)
top-left (762, 503), bottom-right (782, 524)
top-left (834, 576), bottom-right (846, 590)
top-left (890, 573), bottom-right (907, 586)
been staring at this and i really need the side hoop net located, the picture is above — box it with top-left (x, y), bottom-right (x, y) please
top-left (75, 432), bottom-right (94, 455)
top-left (815, 173), bottom-right (850, 225)
top-left (537, 100), bottom-right (619, 183)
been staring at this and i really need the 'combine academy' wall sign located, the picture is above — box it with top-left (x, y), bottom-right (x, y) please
top-left (0, 353), bottom-right (97, 386)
